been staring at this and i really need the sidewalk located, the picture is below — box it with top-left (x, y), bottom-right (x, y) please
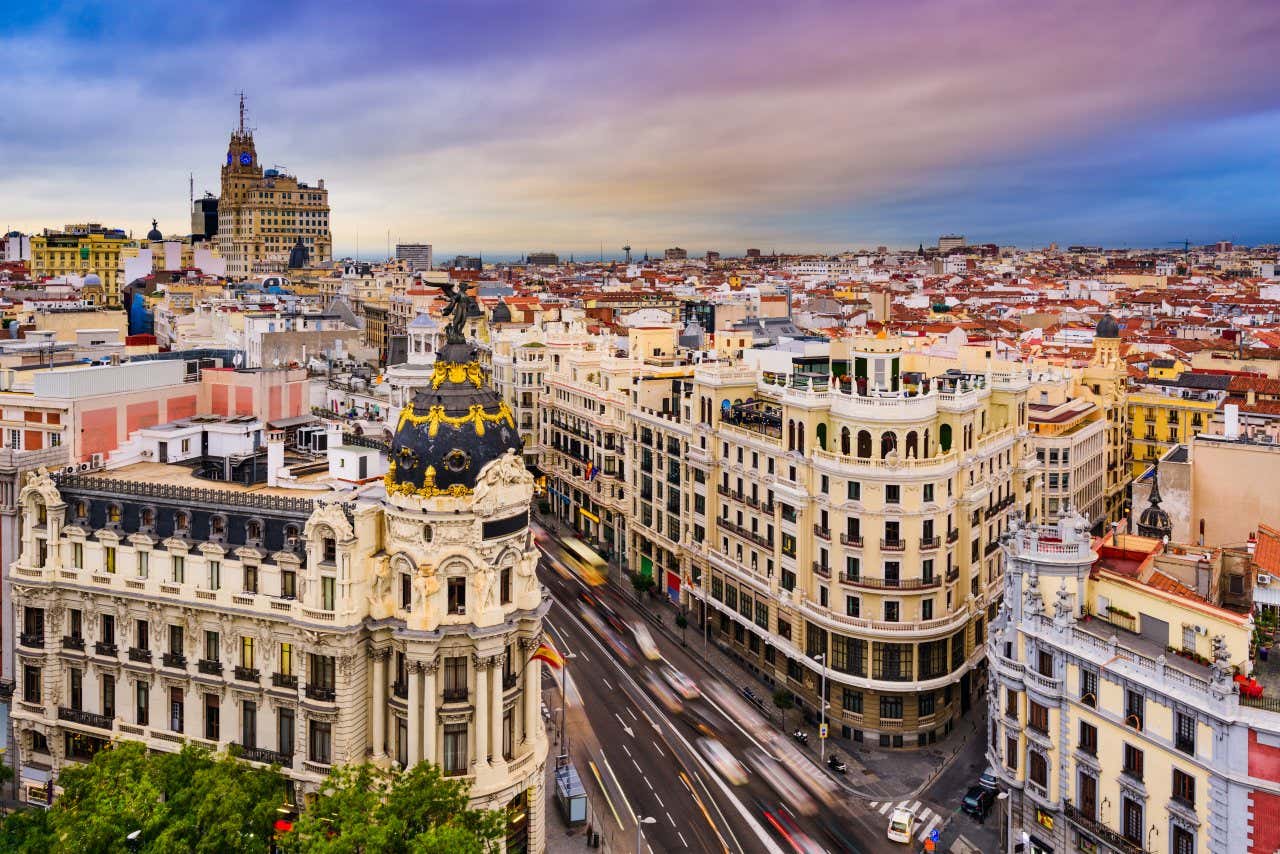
top-left (629, 589), bottom-right (980, 801)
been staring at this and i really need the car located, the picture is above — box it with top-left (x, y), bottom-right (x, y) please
top-left (644, 672), bottom-right (684, 714)
top-left (886, 807), bottom-right (916, 844)
top-left (961, 785), bottom-right (994, 820)
top-left (745, 748), bottom-right (817, 816)
top-left (661, 665), bottom-right (700, 700)
top-left (979, 767), bottom-right (999, 791)
top-left (760, 803), bottom-right (826, 854)
top-left (696, 737), bottom-right (748, 785)
top-left (632, 622), bottom-right (661, 660)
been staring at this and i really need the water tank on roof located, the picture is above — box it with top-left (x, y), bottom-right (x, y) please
top-left (264, 168), bottom-right (280, 177)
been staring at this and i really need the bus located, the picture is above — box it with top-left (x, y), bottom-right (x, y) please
top-left (561, 535), bottom-right (608, 586)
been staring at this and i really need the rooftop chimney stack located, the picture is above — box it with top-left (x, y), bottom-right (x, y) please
top-left (1225, 403), bottom-right (1240, 440)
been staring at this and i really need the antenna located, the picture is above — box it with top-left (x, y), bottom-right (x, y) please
top-left (189, 173), bottom-right (194, 208)
top-left (238, 92), bottom-right (247, 134)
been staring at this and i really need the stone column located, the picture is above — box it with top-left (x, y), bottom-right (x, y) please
top-left (474, 654), bottom-right (489, 765)
top-left (422, 658), bottom-right (438, 765)
top-left (407, 661), bottom-right (421, 767)
top-left (490, 653), bottom-right (505, 763)
top-left (522, 639), bottom-right (540, 746)
top-left (370, 649), bottom-right (387, 759)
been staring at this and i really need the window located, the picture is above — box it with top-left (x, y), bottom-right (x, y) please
top-left (921, 598), bottom-right (933, 620)
top-left (243, 564), bottom-right (258, 594)
top-left (278, 708), bottom-right (295, 756)
top-left (279, 642), bottom-right (294, 676)
top-left (102, 674), bottom-right (115, 719)
top-left (241, 636), bottom-right (255, 669)
top-left (842, 689), bottom-right (863, 714)
top-left (1005, 736), bottom-right (1018, 770)
top-left (309, 720), bottom-right (332, 764)
top-left (1028, 751), bottom-right (1047, 788)
top-left (1175, 711), bottom-right (1195, 755)
top-left (309, 654), bottom-right (336, 692)
top-left (170, 687), bottom-right (184, 732)
top-left (172, 554), bottom-right (184, 584)
top-left (847, 481), bottom-right (861, 501)
top-left (321, 576), bottom-right (336, 611)
top-left (1078, 720), bottom-right (1097, 755)
top-left (1125, 690), bottom-right (1144, 731)
top-left (137, 550), bottom-right (148, 578)
top-left (321, 537), bottom-right (336, 563)
top-left (871, 642), bottom-right (912, 681)
top-left (70, 609), bottom-right (82, 640)
top-left (105, 546), bottom-right (116, 574)
top-left (73, 542), bottom-right (83, 569)
top-left (204, 693), bottom-right (220, 740)
top-left (879, 695), bottom-right (904, 719)
top-left (845, 596), bottom-right (860, 618)
top-left (1028, 701), bottom-right (1049, 734)
top-left (918, 692), bottom-right (936, 717)
top-left (883, 601), bottom-right (900, 623)
top-left (1078, 771), bottom-right (1098, 819)
top-left (1122, 797), bottom-right (1142, 845)
top-left (1037, 650), bottom-right (1053, 677)
top-left (1123, 743), bottom-right (1144, 781)
top-left (1005, 687), bottom-right (1019, 720)
top-left (70, 668), bottom-right (83, 710)
top-left (204, 631), bottom-right (219, 663)
top-left (923, 483), bottom-right (934, 503)
top-left (500, 567), bottom-right (512, 605)
top-left (242, 701), bottom-right (258, 749)
top-left (281, 569), bottom-right (297, 599)
top-left (447, 577), bottom-right (466, 613)
top-left (503, 709), bottom-right (514, 760)
top-left (1172, 768), bottom-right (1195, 807)
top-left (207, 560), bottom-right (220, 590)
top-left (1173, 826), bottom-right (1195, 854)
top-left (885, 484), bottom-right (900, 504)
top-left (23, 665), bottom-right (40, 702)
top-left (1079, 668), bottom-right (1097, 706)
top-left (136, 682), bottom-right (149, 726)
top-left (444, 656), bottom-right (468, 700)
top-left (443, 723), bottom-right (468, 775)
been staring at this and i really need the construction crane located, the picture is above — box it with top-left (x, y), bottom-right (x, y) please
top-left (1167, 239), bottom-right (1196, 267)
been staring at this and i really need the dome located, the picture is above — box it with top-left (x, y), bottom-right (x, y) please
top-left (146, 219), bottom-right (163, 242)
top-left (385, 342), bottom-right (520, 499)
top-left (1136, 468), bottom-right (1172, 540)
top-left (1095, 313), bottom-right (1120, 339)
top-left (490, 300), bottom-right (512, 324)
top-left (82, 273), bottom-right (102, 286)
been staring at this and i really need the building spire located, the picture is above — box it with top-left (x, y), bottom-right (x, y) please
top-left (238, 92), bottom-right (247, 135)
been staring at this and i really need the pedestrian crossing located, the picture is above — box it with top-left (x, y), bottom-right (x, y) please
top-left (867, 798), bottom-right (946, 843)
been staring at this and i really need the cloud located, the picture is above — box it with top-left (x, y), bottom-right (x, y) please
top-left (2, 0), bottom-right (1279, 252)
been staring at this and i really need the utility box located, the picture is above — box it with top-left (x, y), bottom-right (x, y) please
top-left (554, 764), bottom-right (587, 825)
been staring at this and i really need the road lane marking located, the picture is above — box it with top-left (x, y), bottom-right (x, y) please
top-left (623, 744), bottom-right (632, 758)
top-left (677, 831), bottom-right (689, 847)
top-left (655, 793), bottom-right (664, 808)
top-left (602, 676), bottom-right (612, 690)
top-left (679, 771), bottom-right (731, 854)
top-left (628, 707), bottom-right (638, 721)
top-left (667, 811), bottom-right (677, 827)
top-left (633, 759), bottom-right (643, 774)
top-left (587, 760), bottom-right (622, 829)
top-left (599, 751), bottom-right (637, 826)
top-left (645, 775), bottom-right (653, 790)
top-left (653, 742), bottom-right (665, 757)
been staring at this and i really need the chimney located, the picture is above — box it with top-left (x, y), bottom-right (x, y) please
top-left (1225, 403), bottom-right (1240, 439)
top-left (266, 428), bottom-right (285, 487)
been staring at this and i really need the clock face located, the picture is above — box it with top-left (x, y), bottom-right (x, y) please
top-left (226, 152), bottom-right (233, 165)
top-left (240, 152), bottom-right (252, 166)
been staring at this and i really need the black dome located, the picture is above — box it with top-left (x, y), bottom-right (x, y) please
top-left (385, 343), bottom-right (520, 498)
top-left (287, 237), bottom-right (309, 269)
top-left (146, 218), bottom-right (163, 242)
top-left (1095, 313), bottom-right (1120, 339)
top-left (1136, 467), bottom-right (1172, 540)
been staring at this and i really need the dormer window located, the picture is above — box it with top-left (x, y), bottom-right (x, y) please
top-left (210, 515), bottom-right (226, 538)
top-left (246, 520), bottom-right (263, 543)
top-left (74, 500), bottom-right (88, 520)
top-left (140, 508), bottom-right (155, 531)
top-left (174, 511), bottom-right (190, 534)
top-left (107, 504), bottom-right (121, 524)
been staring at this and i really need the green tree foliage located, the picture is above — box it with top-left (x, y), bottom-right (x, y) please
top-left (278, 762), bottom-right (505, 854)
top-left (630, 571), bottom-right (656, 597)
top-left (772, 688), bottom-right (795, 729)
top-left (0, 741), bottom-right (287, 854)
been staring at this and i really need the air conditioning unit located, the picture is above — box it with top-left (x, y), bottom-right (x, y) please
top-left (1195, 624), bottom-right (1209, 635)
top-left (90, 453), bottom-right (104, 468)
top-left (1259, 574), bottom-right (1273, 587)
top-left (78, 462), bottom-right (93, 472)
top-left (62, 465), bottom-right (77, 476)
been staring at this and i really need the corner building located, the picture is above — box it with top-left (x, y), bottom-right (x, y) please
top-left (9, 342), bottom-right (548, 851)
top-left (672, 333), bottom-right (1038, 746)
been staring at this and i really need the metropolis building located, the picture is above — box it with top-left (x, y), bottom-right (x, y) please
top-left (9, 331), bottom-right (549, 849)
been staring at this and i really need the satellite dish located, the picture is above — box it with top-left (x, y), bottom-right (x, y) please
top-left (233, 353), bottom-right (243, 368)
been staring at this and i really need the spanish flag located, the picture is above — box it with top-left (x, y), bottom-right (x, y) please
top-left (530, 641), bottom-right (565, 670)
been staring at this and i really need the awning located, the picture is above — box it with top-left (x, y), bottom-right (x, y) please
top-left (268, 414), bottom-right (317, 429)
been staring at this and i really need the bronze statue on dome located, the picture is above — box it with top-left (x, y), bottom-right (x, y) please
top-left (434, 279), bottom-right (475, 345)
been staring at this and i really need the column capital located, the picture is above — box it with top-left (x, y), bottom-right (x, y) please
top-left (368, 647), bottom-right (392, 662)
top-left (421, 656), bottom-right (440, 675)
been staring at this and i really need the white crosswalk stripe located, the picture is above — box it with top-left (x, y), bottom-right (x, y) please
top-left (867, 798), bottom-right (948, 842)
top-left (878, 801), bottom-right (892, 814)
top-left (918, 811), bottom-right (944, 842)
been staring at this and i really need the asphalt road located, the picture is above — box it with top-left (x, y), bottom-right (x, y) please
top-left (534, 523), bottom-right (900, 854)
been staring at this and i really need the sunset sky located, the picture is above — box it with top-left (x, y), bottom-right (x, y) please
top-left (3, 0), bottom-right (1279, 257)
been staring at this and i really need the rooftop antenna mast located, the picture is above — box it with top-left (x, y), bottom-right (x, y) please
top-left (189, 173), bottom-right (194, 208)
top-left (238, 91), bottom-right (247, 134)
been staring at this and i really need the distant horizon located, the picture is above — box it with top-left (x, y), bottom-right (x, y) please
top-left (3, 1), bottom-right (1278, 249)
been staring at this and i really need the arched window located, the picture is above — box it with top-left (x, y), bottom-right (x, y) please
top-left (1029, 751), bottom-right (1048, 788)
top-left (923, 428), bottom-right (930, 458)
top-left (905, 431), bottom-right (919, 459)
top-left (857, 430), bottom-right (872, 459)
top-left (841, 427), bottom-right (851, 456)
top-left (246, 519), bottom-right (263, 543)
top-left (787, 420), bottom-right (796, 451)
top-left (174, 511), bottom-right (190, 532)
top-left (939, 424), bottom-right (953, 453)
top-left (210, 514), bottom-right (226, 537)
top-left (797, 426), bottom-right (805, 455)
top-left (880, 432), bottom-right (897, 459)
top-left (107, 503), bottom-right (122, 524)
top-left (815, 423), bottom-right (827, 451)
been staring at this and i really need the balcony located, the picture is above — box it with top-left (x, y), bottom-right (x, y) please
top-left (305, 684), bottom-right (336, 702)
top-left (811, 562), bottom-right (830, 579)
top-left (94, 641), bottom-right (118, 658)
top-left (19, 632), bottom-right (44, 649)
top-left (720, 519), bottom-right (772, 549)
top-left (234, 666), bottom-right (261, 683)
top-left (946, 529), bottom-right (960, 544)
top-left (503, 673), bottom-right (519, 691)
top-left (128, 647), bottom-right (152, 663)
top-left (920, 535), bottom-right (941, 550)
top-left (236, 744), bottom-right (293, 767)
top-left (392, 680), bottom-right (408, 699)
top-left (197, 659), bottom-right (223, 676)
top-left (162, 652), bottom-right (187, 669)
top-left (813, 525), bottom-right (831, 541)
top-left (272, 672), bottom-right (298, 690)
top-left (842, 575), bottom-right (942, 591)
top-left (946, 567), bottom-right (960, 583)
top-left (58, 706), bottom-right (113, 731)
top-left (880, 538), bottom-right (906, 552)
top-left (840, 534), bottom-right (864, 548)
top-left (1064, 801), bottom-right (1143, 854)
top-left (442, 688), bottom-right (468, 703)
top-left (62, 636), bottom-right (85, 651)
top-left (984, 540), bottom-right (1001, 556)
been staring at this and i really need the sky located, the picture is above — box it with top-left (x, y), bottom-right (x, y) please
top-left (2, 0), bottom-right (1279, 258)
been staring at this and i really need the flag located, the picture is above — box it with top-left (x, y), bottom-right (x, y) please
top-left (584, 461), bottom-right (596, 482)
top-left (530, 642), bottom-right (564, 669)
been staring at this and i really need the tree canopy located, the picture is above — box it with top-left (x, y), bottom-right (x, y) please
top-left (0, 742), bottom-right (508, 854)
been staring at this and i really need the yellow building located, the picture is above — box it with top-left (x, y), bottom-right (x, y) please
top-left (29, 225), bottom-right (133, 306)
top-left (1127, 378), bottom-right (1223, 478)
top-left (989, 517), bottom-right (1254, 854)
top-left (218, 97), bottom-right (331, 278)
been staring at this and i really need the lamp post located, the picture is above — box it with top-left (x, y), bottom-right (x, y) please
top-left (995, 791), bottom-right (1009, 853)
top-left (815, 653), bottom-right (828, 762)
top-left (636, 815), bottom-right (657, 853)
top-left (558, 652), bottom-right (578, 760)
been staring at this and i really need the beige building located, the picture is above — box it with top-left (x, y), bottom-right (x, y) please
top-left (219, 99), bottom-right (332, 278)
top-left (1027, 385), bottom-right (1107, 524)
top-left (9, 342), bottom-right (548, 849)
top-left (648, 332), bottom-right (1038, 745)
top-left (29, 226), bottom-right (133, 306)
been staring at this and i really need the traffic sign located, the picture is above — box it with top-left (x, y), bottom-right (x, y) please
top-left (819, 723), bottom-right (828, 739)
top-left (930, 828), bottom-right (941, 842)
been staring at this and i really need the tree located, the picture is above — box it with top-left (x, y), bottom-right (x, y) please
top-left (279, 761), bottom-right (506, 854)
top-left (674, 611), bottom-right (688, 645)
top-left (0, 741), bottom-right (288, 854)
top-left (772, 688), bottom-right (795, 731)
top-left (630, 571), bottom-right (655, 600)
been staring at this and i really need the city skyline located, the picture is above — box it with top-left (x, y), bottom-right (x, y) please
top-left (3, 0), bottom-right (1279, 254)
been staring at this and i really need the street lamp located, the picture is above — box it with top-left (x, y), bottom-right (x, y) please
top-left (636, 815), bottom-right (657, 853)
top-left (814, 653), bottom-right (828, 762)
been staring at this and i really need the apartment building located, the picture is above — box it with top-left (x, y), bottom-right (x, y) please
top-left (1128, 374), bottom-right (1225, 478)
top-left (490, 325), bottom-right (556, 470)
top-left (1028, 389), bottom-right (1107, 524)
top-left (665, 332), bottom-right (1038, 746)
top-left (9, 341), bottom-right (548, 849)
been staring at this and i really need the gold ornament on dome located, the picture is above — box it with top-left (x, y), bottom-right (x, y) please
top-left (383, 464), bottom-right (473, 500)
top-left (430, 360), bottom-right (485, 390)
top-left (395, 400), bottom-right (515, 437)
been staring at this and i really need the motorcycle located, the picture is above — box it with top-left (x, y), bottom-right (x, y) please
top-left (792, 730), bottom-right (809, 745)
top-left (827, 754), bottom-right (847, 774)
